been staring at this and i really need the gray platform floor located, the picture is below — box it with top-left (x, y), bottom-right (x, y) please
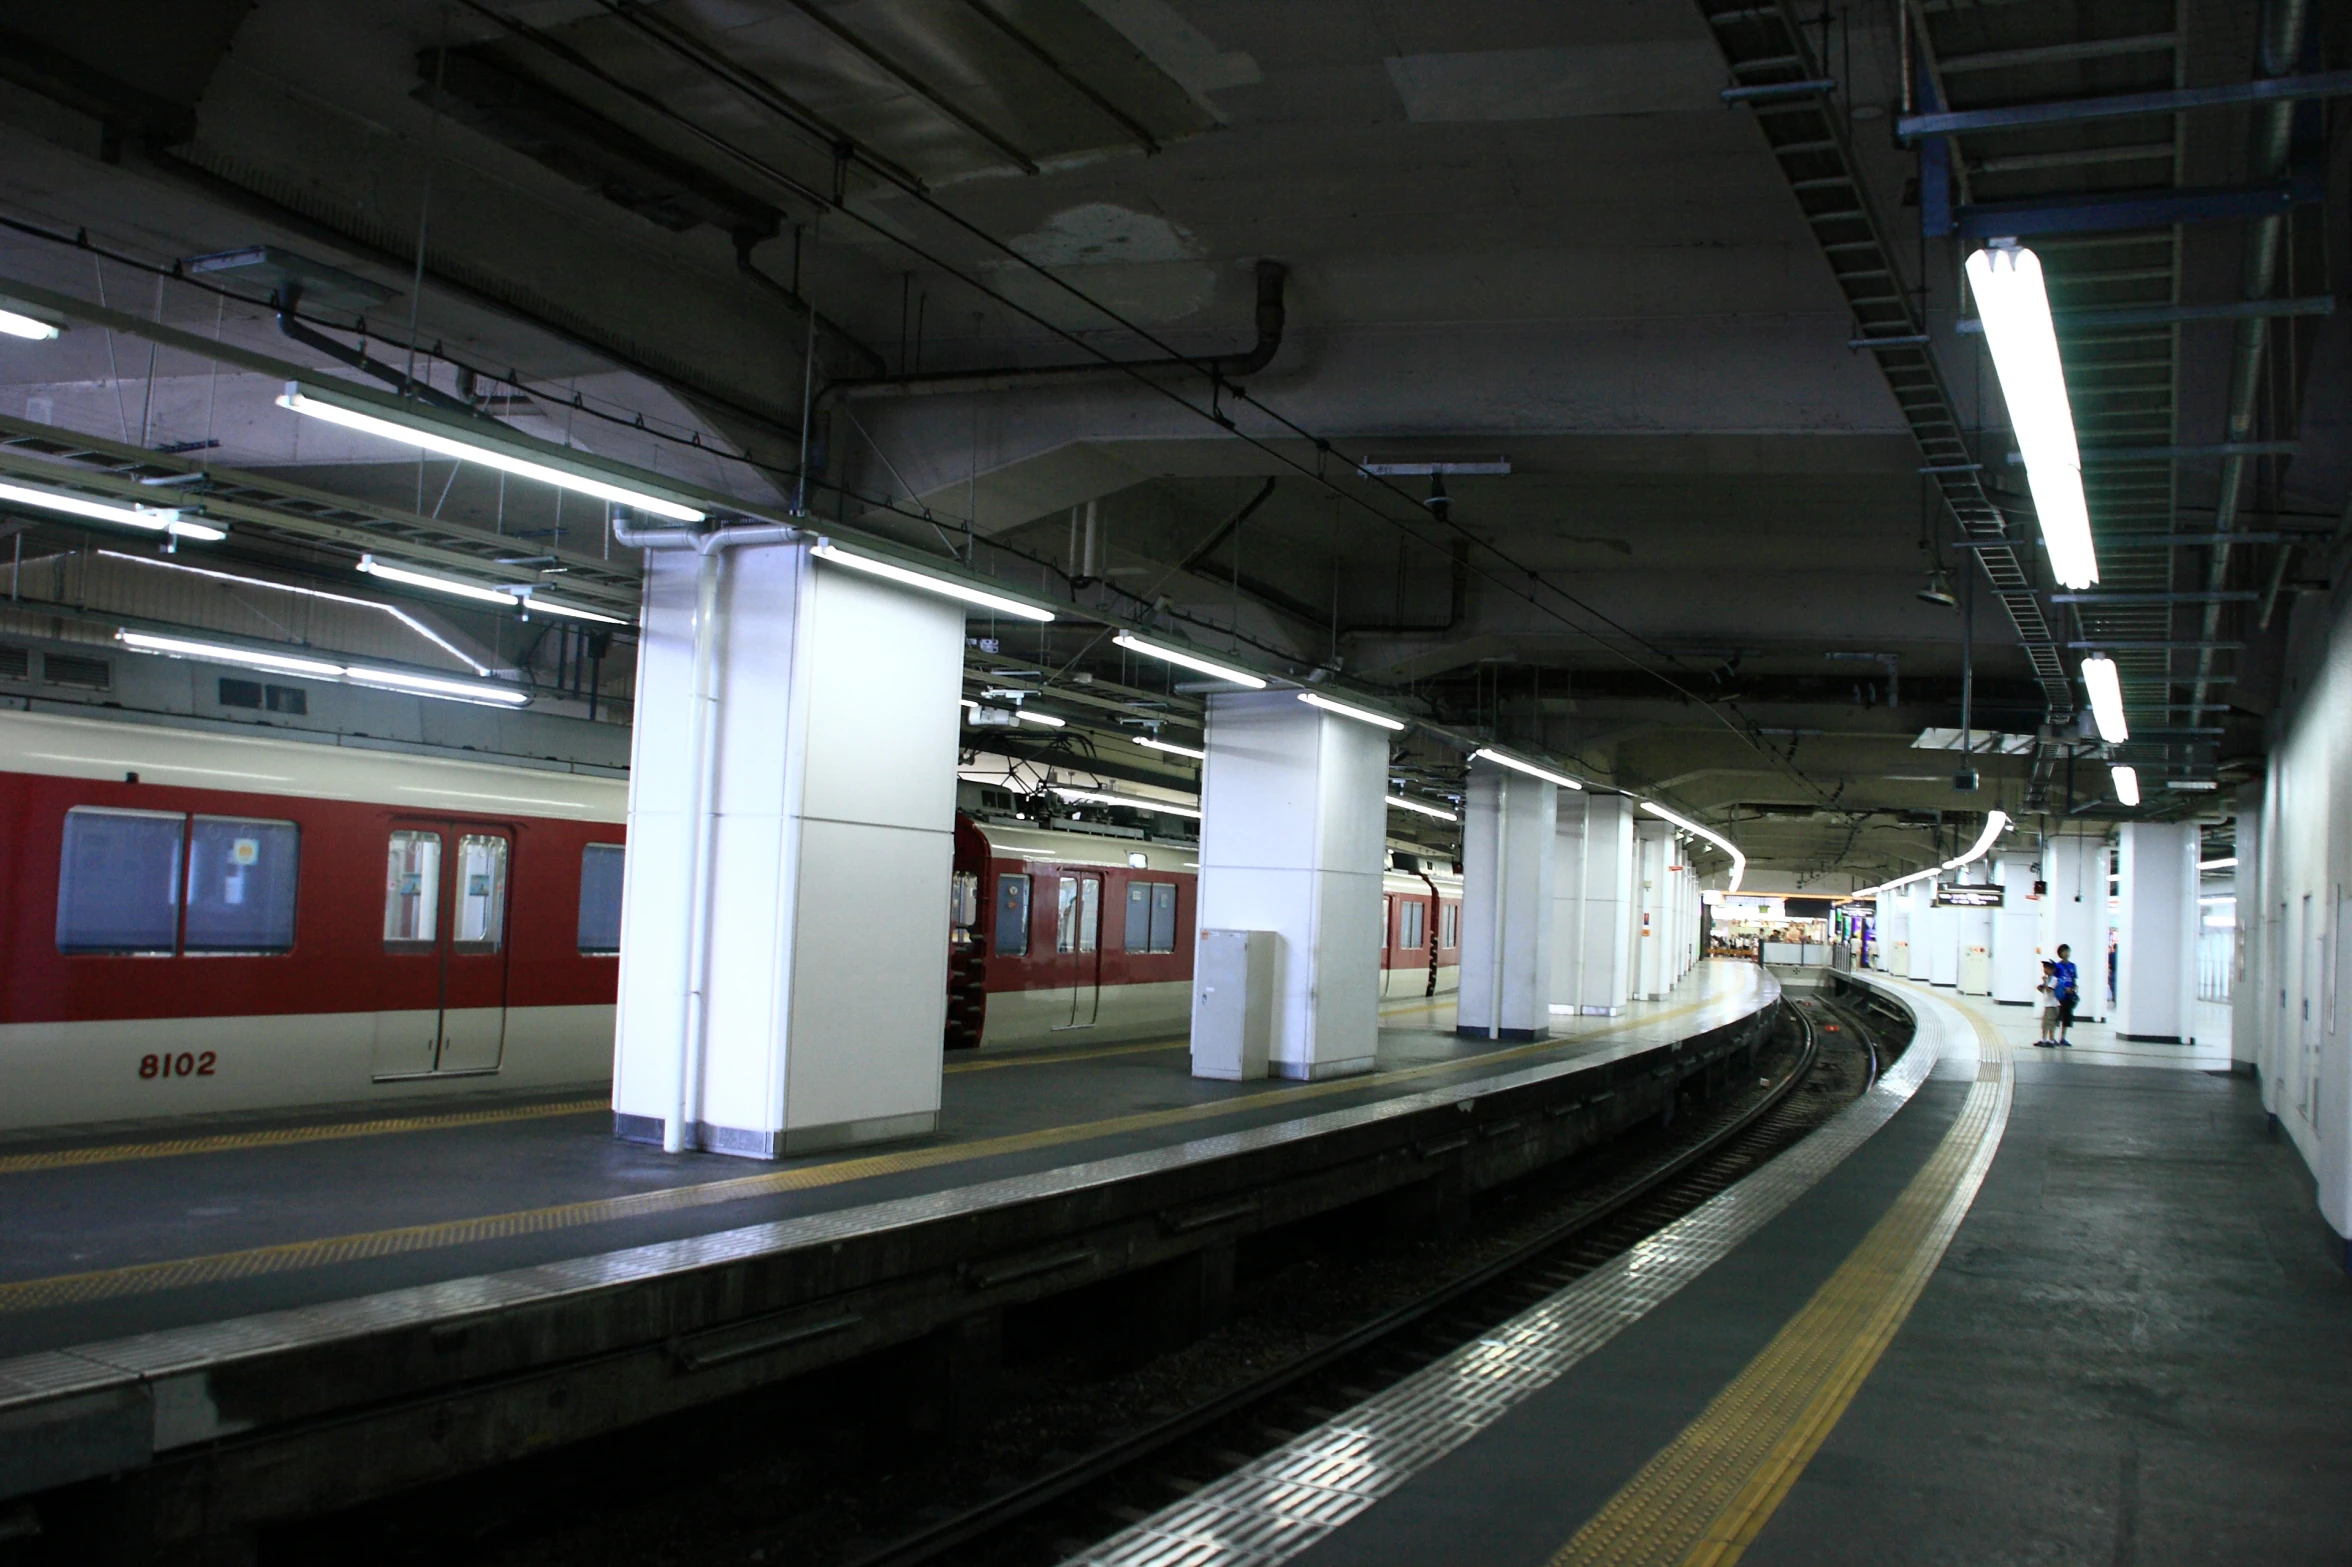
top-left (0, 965), bottom-right (1769, 1358)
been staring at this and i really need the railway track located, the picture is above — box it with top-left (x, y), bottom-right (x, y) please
top-left (844, 986), bottom-right (1904, 1567)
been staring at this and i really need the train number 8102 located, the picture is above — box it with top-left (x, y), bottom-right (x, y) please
top-left (139, 1051), bottom-right (217, 1079)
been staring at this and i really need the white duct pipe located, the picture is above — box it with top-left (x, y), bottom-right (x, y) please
top-left (1489, 775), bottom-right (1509, 1040)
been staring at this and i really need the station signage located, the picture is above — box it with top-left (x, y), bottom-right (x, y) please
top-left (1934, 883), bottom-right (2005, 908)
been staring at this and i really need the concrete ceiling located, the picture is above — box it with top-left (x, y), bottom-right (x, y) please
top-left (0, 0), bottom-right (2341, 889)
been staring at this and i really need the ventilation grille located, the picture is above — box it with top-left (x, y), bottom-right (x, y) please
top-left (43, 654), bottom-right (111, 690)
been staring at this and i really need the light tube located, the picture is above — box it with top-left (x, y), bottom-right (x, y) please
top-left (1049, 787), bottom-right (1202, 819)
top-left (1941, 809), bottom-right (2010, 869)
top-left (344, 665), bottom-right (532, 706)
top-left (518, 595), bottom-right (628, 626)
top-left (0, 307), bottom-right (60, 341)
top-left (1298, 691), bottom-right (1405, 731)
top-left (278, 384), bottom-right (706, 523)
top-left (1965, 246), bottom-right (2099, 589)
top-left (2200, 856), bottom-right (2237, 870)
top-left (0, 479), bottom-right (224, 540)
top-left (1640, 799), bottom-right (1747, 893)
top-left (1015, 708), bottom-right (1066, 727)
top-left (1112, 632), bottom-right (1267, 689)
top-left (117, 631), bottom-right (345, 679)
top-left (1133, 735), bottom-right (1206, 760)
top-left (812, 540), bottom-right (1055, 623)
top-left (1386, 794), bottom-right (1459, 822)
top-left (358, 554), bottom-right (521, 607)
top-left (2110, 764), bottom-right (2140, 806)
top-left (1472, 747), bottom-right (1584, 791)
top-left (2079, 655), bottom-right (2128, 743)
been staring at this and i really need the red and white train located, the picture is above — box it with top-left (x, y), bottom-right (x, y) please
top-left (0, 708), bottom-right (1462, 1134)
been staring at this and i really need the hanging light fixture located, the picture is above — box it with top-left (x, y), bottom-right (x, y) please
top-left (1915, 564), bottom-right (1958, 607)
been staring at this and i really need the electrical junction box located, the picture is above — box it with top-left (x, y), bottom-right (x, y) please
top-left (1191, 928), bottom-right (1275, 1081)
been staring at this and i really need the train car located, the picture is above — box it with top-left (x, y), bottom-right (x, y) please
top-left (947, 812), bottom-right (1462, 1052)
top-left (0, 707), bottom-right (627, 1132)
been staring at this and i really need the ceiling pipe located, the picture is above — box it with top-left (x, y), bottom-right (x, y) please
top-left (2192, 0), bottom-right (2310, 706)
top-left (830, 260), bottom-right (1287, 400)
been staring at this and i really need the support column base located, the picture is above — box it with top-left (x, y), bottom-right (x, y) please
top-left (613, 1108), bottom-right (939, 1159)
top-left (1453, 1025), bottom-right (1549, 1043)
top-left (1274, 1055), bottom-right (1376, 1081)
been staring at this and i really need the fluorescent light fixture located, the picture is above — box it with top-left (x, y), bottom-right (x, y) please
top-left (2200, 856), bottom-right (2237, 871)
top-left (343, 665), bottom-right (531, 706)
top-left (518, 594), bottom-right (628, 626)
top-left (2111, 763), bottom-right (2141, 806)
top-left (0, 307), bottom-right (60, 341)
top-left (278, 383), bottom-right (705, 524)
top-left (1015, 708), bottom-right (1066, 727)
top-left (117, 631), bottom-right (344, 679)
top-left (811, 540), bottom-right (1054, 623)
top-left (1049, 787), bottom-right (1202, 820)
top-left (358, 554), bottom-right (519, 608)
top-left (1112, 632), bottom-right (1267, 689)
top-left (1386, 794), bottom-right (1459, 822)
top-left (0, 479), bottom-right (224, 540)
top-left (2079, 655), bottom-right (2128, 743)
top-left (1472, 747), bottom-right (1583, 791)
top-left (104, 549), bottom-right (487, 673)
top-left (1965, 246), bottom-right (2099, 589)
top-left (2199, 894), bottom-right (2236, 905)
top-left (2164, 779), bottom-right (2218, 791)
top-left (1941, 810), bottom-right (2011, 870)
top-left (1640, 800), bottom-right (1747, 893)
top-left (1298, 691), bottom-right (1406, 731)
top-left (1133, 735), bottom-right (1207, 760)
top-left (118, 630), bottom-right (529, 707)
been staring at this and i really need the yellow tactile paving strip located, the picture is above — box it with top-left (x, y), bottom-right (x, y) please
top-left (0, 990), bottom-right (1745, 1316)
top-left (1547, 991), bottom-right (2013, 1567)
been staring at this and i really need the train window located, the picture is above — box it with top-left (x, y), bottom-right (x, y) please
top-left (994, 874), bottom-right (1030, 956)
top-left (949, 871), bottom-right (980, 932)
top-left (1440, 902), bottom-right (1459, 950)
top-left (578, 843), bottom-right (625, 954)
top-left (1123, 883), bottom-right (1151, 951)
top-left (1055, 876), bottom-right (1100, 954)
top-left (452, 835), bottom-right (509, 952)
top-left (183, 817), bottom-right (300, 954)
top-left (56, 806), bottom-right (185, 954)
top-left (1400, 899), bottom-right (1426, 952)
top-left (1078, 877), bottom-right (1100, 954)
top-left (1150, 882), bottom-right (1177, 954)
top-left (384, 831), bottom-right (442, 946)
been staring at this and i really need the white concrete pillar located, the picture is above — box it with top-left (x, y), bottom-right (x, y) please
top-left (614, 541), bottom-right (964, 1158)
top-left (2115, 822), bottom-right (2198, 1042)
top-left (1990, 854), bottom-right (2041, 1005)
top-left (1956, 866), bottom-right (1995, 996)
top-left (1876, 882), bottom-right (1911, 974)
top-left (1457, 762), bottom-right (1558, 1040)
top-left (2045, 833), bottom-right (2110, 1021)
top-left (1551, 792), bottom-right (1635, 1016)
top-left (2231, 798), bottom-right (2262, 1073)
top-left (1634, 820), bottom-right (1674, 999)
top-left (1194, 690), bottom-right (1388, 1079)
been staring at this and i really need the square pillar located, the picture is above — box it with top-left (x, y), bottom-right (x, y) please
top-left (1195, 691), bottom-right (1388, 1080)
top-left (2045, 833), bottom-right (2109, 1021)
top-left (1990, 854), bottom-right (2041, 1004)
top-left (2115, 822), bottom-right (2197, 1042)
top-left (1875, 882), bottom-right (1911, 974)
top-left (1457, 763), bottom-right (1557, 1039)
top-left (1552, 792), bottom-right (1634, 1016)
top-left (614, 542), bottom-right (964, 1157)
top-left (1634, 820), bottom-right (1674, 999)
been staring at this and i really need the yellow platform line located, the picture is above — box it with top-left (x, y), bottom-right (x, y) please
top-left (1548, 996), bottom-right (2013, 1567)
top-left (0, 989), bottom-right (1742, 1316)
top-left (0, 994), bottom-right (1456, 1176)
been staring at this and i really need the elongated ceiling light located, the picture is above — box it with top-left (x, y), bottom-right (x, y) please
top-left (1133, 735), bottom-right (1206, 760)
top-left (278, 382), bottom-right (706, 523)
top-left (358, 554), bottom-right (630, 627)
top-left (1049, 786), bottom-right (1201, 819)
top-left (1942, 809), bottom-right (2011, 869)
top-left (0, 479), bottom-right (224, 540)
top-left (2079, 655), bottom-right (2128, 744)
top-left (1112, 632), bottom-right (1267, 689)
top-left (812, 540), bottom-right (1055, 623)
top-left (1386, 794), bottom-right (1459, 822)
top-left (1851, 866), bottom-right (1941, 899)
top-left (2200, 856), bottom-right (2237, 871)
top-left (516, 593), bottom-right (628, 626)
top-left (1014, 708), bottom-right (1065, 727)
top-left (1640, 800), bottom-right (1747, 893)
top-left (1965, 246), bottom-right (2098, 589)
top-left (1472, 747), bottom-right (1583, 791)
top-left (0, 307), bottom-right (60, 341)
top-left (1298, 691), bottom-right (1406, 731)
top-left (117, 630), bottom-right (529, 706)
top-left (2111, 764), bottom-right (2140, 806)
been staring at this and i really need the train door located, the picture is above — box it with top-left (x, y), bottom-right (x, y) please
top-left (371, 821), bottom-right (514, 1080)
top-left (1053, 872), bottom-right (1103, 1029)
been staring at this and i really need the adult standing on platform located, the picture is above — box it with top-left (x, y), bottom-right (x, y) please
top-left (2051, 944), bottom-right (2080, 1047)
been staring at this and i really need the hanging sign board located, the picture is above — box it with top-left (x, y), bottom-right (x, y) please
top-left (1934, 883), bottom-right (2005, 907)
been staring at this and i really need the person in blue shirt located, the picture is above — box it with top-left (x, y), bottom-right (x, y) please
top-left (2051, 945), bottom-right (2080, 1046)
